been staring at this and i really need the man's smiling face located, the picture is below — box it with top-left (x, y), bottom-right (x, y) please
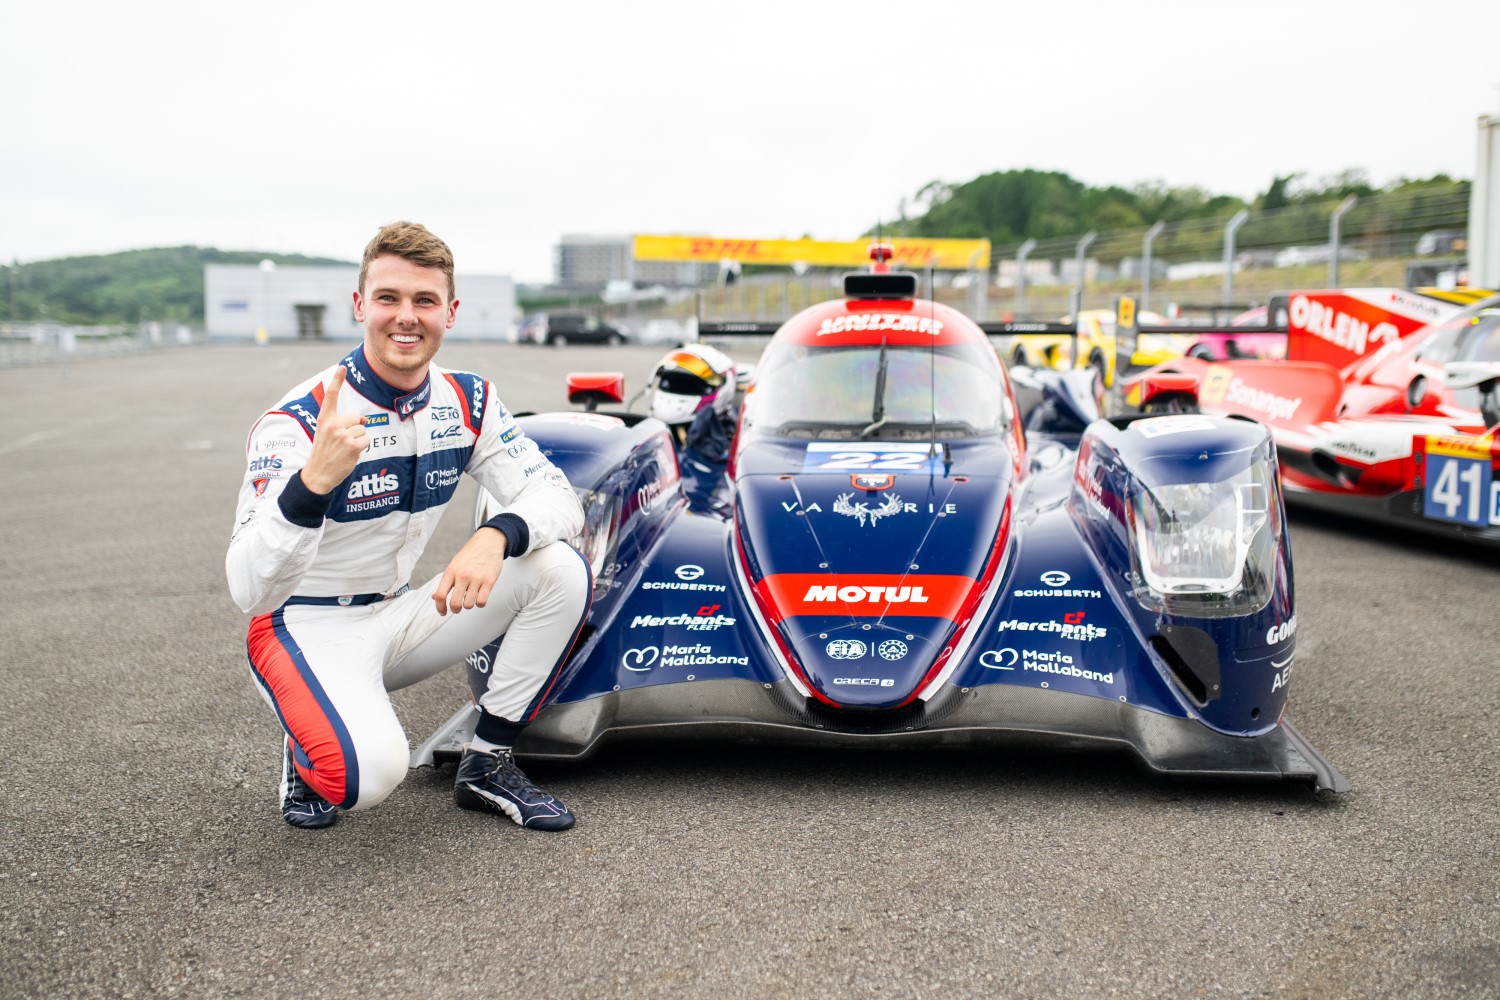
top-left (353, 253), bottom-right (459, 390)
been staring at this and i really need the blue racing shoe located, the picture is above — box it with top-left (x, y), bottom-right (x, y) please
top-left (454, 747), bottom-right (575, 831)
top-left (280, 740), bottom-right (339, 830)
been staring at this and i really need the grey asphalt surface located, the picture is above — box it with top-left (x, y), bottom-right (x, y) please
top-left (2, 341), bottom-right (1497, 999)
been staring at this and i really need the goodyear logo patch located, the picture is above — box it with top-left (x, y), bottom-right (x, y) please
top-left (363, 413), bottom-right (391, 427)
top-left (500, 426), bottom-right (521, 444)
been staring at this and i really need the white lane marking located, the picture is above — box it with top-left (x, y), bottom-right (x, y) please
top-left (0, 429), bottom-right (64, 457)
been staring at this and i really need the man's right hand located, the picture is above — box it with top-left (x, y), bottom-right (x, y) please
top-left (298, 365), bottom-right (369, 495)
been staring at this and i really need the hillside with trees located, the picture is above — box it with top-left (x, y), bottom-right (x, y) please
top-left (2, 247), bottom-right (353, 325)
top-left (881, 168), bottom-right (1470, 255)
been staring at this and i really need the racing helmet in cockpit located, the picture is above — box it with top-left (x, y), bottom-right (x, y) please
top-left (649, 344), bottom-right (737, 428)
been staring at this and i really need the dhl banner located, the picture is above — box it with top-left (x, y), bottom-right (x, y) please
top-left (633, 234), bottom-right (991, 271)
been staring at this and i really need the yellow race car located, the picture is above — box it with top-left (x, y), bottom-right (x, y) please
top-left (1001, 309), bottom-right (1187, 386)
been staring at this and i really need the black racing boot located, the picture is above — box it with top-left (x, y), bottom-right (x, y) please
top-left (453, 746), bottom-right (575, 831)
top-left (280, 740), bottom-right (338, 830)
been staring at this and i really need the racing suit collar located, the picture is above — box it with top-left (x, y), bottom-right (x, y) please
top-left (340, 347), bottom-right (433, 421)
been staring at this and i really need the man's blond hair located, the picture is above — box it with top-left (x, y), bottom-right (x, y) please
top-left (359, 221), bottom-right (456, 300)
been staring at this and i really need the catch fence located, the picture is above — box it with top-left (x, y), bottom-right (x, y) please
top-left (0, 321), bottom-right (205, 368)
top-left (670, 186), bottom-right (1473, 327)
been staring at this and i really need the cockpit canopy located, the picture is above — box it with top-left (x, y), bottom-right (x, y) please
top-left (1413, 298), bottom-right (1500, 367)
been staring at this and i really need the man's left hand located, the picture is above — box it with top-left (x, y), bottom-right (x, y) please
top-left (433, 528), bottom-right (507, 616)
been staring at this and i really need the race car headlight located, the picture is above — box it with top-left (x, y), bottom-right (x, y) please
top-left (476, 484), bottom-right (621, 602)
top-left (1127, 458), bottom-right (1279, 616)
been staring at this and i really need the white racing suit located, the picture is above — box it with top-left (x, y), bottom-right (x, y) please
top-left (226, 347), bottom-right (588, 812)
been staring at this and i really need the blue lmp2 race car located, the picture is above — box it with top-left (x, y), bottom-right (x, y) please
top-left (414, 267), bottom-right (1350, 795)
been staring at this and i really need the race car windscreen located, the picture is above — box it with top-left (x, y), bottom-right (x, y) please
top-left (744, 341), bottom-right (1005, 440)
top-left (1413, 296), bottom-right (1500, 367)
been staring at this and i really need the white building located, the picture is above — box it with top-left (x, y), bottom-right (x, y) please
top-left (205, 264), bottom-right (516, 341)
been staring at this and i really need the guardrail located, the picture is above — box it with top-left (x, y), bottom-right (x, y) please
top-left (0, 322), bottom-right (204, 368)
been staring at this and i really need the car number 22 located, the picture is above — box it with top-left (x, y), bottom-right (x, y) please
top-left (810, 449), bottom-right (932, 470)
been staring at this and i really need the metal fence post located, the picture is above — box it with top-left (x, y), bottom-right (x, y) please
top-left (1073, 232), bottom-right (1096, 317)
top-left (1223, 210), bottom-right (1248, 305)
top-left (1330, 195), bottom-right (1357, 287)
top-left (1476, 114), bottom-right (1500, 289)
top-left (1015, 239), bottom-right (1036, 319)
top-left (1142, 221), bottom-right (1164, 313)
top-left (967, 249), bottom-right (987, 320)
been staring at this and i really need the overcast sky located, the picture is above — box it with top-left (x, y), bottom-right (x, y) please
top-left (3, 1), bottom-right (1498, 283)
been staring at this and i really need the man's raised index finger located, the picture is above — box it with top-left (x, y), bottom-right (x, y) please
top-left (323, 364), bottom-right (345, 414)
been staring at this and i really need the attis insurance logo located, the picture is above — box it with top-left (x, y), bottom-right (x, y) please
top-left (248, 453), bottom-right (283, 473)
top-left (347, 468), bottom-right (399, 500)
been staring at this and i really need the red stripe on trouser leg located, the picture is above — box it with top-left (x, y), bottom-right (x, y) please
top-left (247, 613), bottom-right (350, 807)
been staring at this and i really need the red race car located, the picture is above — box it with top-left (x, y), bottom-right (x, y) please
top-left (1123, 288), bottom-right (1500, 547)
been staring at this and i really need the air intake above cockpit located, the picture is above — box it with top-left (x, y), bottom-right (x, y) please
top-left (843, 271), bottom-right (919, 300)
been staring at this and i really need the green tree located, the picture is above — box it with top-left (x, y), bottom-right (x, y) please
top-left (3, 247), bottom-right (353, 324)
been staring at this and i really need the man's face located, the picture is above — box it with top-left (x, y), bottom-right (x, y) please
top-left (353, 254), bottom-right (458, 389)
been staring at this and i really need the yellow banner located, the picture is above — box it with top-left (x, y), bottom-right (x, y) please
top-left (1424, 434), bottom-right (1495, 460)
top-left (633, 234), bottom-right (990, 270)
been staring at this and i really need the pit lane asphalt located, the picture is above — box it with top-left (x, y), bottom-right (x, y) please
top-left (2, 342), bottom-right (1496, 1000)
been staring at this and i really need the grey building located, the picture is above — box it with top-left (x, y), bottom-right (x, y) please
top-left (553, 235), bottom-right (716, 289)
top-left (205, 264), bottom-right (516, 341)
